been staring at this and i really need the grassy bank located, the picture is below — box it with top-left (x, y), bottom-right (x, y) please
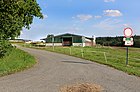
top-left (27, 45), bottom-right (140, 77)
top-left (0, 47), bottom-right (36, 76)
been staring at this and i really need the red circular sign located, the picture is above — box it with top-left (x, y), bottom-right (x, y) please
top-left (124, 27), bottom-right (133, 37)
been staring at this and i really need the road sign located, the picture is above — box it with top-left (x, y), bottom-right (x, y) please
top-left (125, 40), bottom-right (133, 46)
top-left (124, 27), bottom-right (133, 37)
top-left (123, 27), bottom-right (134, 65)
top-left (123, 37), bottom-right (133, 46)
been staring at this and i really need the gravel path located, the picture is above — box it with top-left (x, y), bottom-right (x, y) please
top-left (0, 47), bottom-right (139, 92)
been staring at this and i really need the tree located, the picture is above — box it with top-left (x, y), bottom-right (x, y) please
top-left (0, 0), bottom-right (43, 40)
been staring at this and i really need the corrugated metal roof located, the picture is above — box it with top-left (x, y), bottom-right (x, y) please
top-left (41, 33), bottom-right (93, 40)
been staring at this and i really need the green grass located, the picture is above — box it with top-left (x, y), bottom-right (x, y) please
top-left (26, 45), bottom-right (140, 77)
top-left (0, 47), bottom-right (36, 76)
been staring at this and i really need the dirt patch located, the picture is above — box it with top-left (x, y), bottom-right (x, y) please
top-left (60, 83), bottom-right (103, 92)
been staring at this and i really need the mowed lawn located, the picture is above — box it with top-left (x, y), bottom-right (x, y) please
top-left (31, 46), bottom-right (140, 77)
top-left (0, 48), bottom-right (36, 76)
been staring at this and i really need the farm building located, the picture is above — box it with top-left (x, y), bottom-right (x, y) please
top-left (41, 33), bottom-right (96, 47)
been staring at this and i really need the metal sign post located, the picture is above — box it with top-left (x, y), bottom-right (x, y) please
top-left (123, 27), bottom-right (133, 65)
top-left (126, 47), bottom-right (128, 65)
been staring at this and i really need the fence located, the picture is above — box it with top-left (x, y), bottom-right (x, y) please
top-left (23, 44), bottom-right (140, 76)
top-left (45, 46), bottom-right (140, 67)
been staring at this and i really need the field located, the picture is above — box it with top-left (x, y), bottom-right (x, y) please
top-left (0, 47), bottom-right (36, 76)
top-left (28, 45), bottom-right (140, 77)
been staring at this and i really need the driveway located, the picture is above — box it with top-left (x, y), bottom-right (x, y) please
top-left (0, 47), bottom-right (139, 92)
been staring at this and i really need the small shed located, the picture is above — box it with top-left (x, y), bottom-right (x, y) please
top-left (41, 33), bottom-right (96, 47)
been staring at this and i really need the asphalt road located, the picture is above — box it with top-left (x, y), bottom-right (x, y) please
top-left (0, 47), bottom-right (140, 92)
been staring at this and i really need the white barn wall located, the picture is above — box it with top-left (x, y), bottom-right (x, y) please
top-left (54, 43), bottom-right (62, 46)
top-left (45, 43), bottom-right (62, 46)
top-left (73, 43), bottom-right (83, 46)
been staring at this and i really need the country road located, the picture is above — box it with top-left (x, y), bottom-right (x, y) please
top-left (0, 47), bottom-right (140, 92)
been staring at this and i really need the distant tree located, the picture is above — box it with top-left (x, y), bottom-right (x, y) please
top-left (0, 0), bottom-right (43, 40)
top-left (96, 36), bottom-right (124, 47)
top-left (134, 35), bottom-right (140, 47)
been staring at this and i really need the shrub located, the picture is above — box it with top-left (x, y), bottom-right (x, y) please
top-left (0, 40), bottom-right (13, 58)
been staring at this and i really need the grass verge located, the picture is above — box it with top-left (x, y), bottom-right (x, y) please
top-left (0, 47), bottom-right (36, 77)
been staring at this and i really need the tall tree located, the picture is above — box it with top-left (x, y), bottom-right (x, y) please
top-left (0, 0), bottom-right (43, 39)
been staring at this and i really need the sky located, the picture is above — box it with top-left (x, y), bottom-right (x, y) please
top-left (20, 0), bottom-right (140, 41)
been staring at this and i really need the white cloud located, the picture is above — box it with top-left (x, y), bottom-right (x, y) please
top-left (94, 16), bottom-right (102, 19)
top-left (43, 14), bottom-right (48, 19)
top-left (73, 14), bottom-right (102, 21)
top-left (93, 18), bottom-right (122, 31)
top-left (123, 24), bottom-right (131, 27)
top-left (104, 0), bottom-right (115, 2)
top-left (104, 10), bottom-right (122, 17)
top-left (76, 14), bottom-right (93, 21)
top-left (68, 27), bottom-right (80, 32)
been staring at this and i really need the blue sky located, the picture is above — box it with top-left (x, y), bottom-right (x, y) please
top-left (20, 0), bottom-right (140, 41)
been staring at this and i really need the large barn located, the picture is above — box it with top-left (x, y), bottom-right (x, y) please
top-left (41, 33), bottom-right (96, 47)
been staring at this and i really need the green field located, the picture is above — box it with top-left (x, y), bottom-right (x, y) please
top-left (28, 45), bottom-right (140, 77)
top-left (0, 47), bottom-right (36, 76)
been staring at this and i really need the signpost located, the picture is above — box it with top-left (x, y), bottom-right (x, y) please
top-left (123, 27), bottom-right (134, 65)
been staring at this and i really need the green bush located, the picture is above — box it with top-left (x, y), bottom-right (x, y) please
top-left (0, 40), bottom-right (13, 58)
top-left (0, 48), bottom-right (36, 76)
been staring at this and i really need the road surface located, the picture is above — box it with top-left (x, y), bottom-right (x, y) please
top-left (0, 47), bottom-right (139, 92)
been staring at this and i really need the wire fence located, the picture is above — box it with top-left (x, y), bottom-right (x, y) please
top-left (46, 46), bottom-right (140, 67)
top-left (22, 43), bottom-right (140, 76)
top-left (23, 43), bottom-right (140, 68)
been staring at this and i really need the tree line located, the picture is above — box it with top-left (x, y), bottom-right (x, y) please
top-left (96, 35), bottom-right (140, 48)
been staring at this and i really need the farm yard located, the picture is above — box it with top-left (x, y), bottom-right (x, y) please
top-left (27, 45), bottom-right (140, 77)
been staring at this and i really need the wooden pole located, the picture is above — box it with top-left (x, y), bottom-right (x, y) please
top-left (104, 52), bottom-right (107, 63)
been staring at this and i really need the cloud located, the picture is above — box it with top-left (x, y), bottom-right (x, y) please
top-left (104, 0), bottom-right (115, 2)
top-left (76, 14), bottom-right (93, 21)
top-left (123, 24), bottom-right (131, 27)
top-left (93, 18), bottom-right (122, 31)
top-left (67, 27), bottom-right (80, 32)
top-left (73, 14), bottom-right (102, 21)
top-left (104, 10), bottom-right (122, 17)
top-left (43, 14), bottom-right (48, 19)
top-left (94, 16), bottom-right (102, 19)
